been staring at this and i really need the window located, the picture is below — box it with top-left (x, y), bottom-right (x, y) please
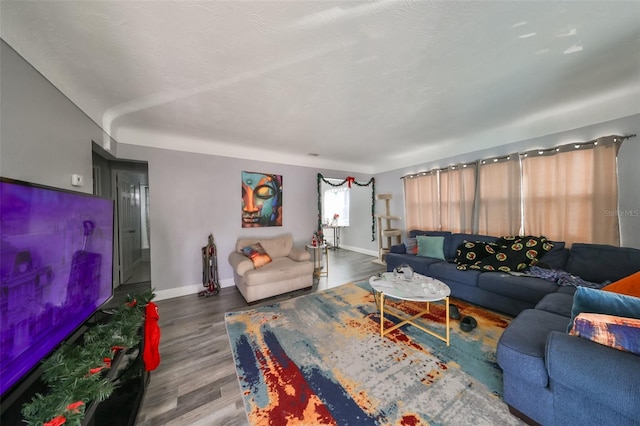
top-left (522, 140), bottom-right (620, 246)
top-left (323, 185), bottom-right (350, 227)
top-left (476, 157), bottom-right (522, 236)
top-left (404, 135), bottom-right (623, 245)
top-left (404, 172), bottom-right (439, 231)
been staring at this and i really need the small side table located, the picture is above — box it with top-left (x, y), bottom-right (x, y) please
top-left (306, 244), bottom-right (328, 278)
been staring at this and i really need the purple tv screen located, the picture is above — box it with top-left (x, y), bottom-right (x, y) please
top-left (0, 178), bottom-right (114, 396)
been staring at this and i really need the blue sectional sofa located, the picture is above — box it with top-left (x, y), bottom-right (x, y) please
top-left (386, 230), bottom-right (598, 316)
top-left (498, 289), bottom-right (640, 425)
top-left (386, 230), bottom-right (640, 425)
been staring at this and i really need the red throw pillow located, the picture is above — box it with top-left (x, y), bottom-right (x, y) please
top-left (602, 271), bottom-right (640, 298)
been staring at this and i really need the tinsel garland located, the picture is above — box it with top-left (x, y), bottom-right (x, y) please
top-left (317, 174), bottom-right (376, 241)
top-left (21, 289), bottom-right (155, 426)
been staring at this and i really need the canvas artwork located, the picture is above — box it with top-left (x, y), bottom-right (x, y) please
top-left (241, 171), bottom-right (283, 228)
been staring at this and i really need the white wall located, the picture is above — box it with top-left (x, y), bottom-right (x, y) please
top-left (374, 114), bottom-right (640, 249)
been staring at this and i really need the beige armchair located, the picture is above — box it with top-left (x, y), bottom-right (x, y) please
top-left (228, 234), bottom-right (314, 303)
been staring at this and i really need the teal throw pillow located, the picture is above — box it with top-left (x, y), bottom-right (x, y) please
top-left (568, 286), bottom-right (640, 332)
top-left (416, 235), bottom-right (445, 260)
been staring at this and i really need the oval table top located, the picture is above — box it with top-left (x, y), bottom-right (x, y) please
top-left (369, 272), bottom-right (450, 302)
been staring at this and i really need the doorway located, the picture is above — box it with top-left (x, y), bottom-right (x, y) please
top-left (92, 149), bottom-right (151, 290)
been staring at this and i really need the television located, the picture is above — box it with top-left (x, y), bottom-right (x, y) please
top-left (0, 177), bottom-right (114, 398)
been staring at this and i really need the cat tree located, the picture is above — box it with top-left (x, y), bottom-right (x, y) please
top-left (373, 193), bottom-right (401, 265)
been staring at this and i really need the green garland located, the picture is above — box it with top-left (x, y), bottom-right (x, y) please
top-left (317, 174), bottom-right (376, 241)
top-left (21, 289), bottom-right (155, 426)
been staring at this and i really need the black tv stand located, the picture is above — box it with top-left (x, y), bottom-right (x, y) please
top-left (1, 312), bottom-right (149, 426)
top-left (82, 347), bottom-right (149, 426)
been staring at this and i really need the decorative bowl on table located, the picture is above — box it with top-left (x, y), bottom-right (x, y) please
top-left (393, 264), bottom-right (414, 281)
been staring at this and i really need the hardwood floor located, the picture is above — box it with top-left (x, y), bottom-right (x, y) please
top-left (134, 249), bottom-right (385, 425)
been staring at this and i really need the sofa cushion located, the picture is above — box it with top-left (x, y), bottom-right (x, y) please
top-left (387, 253), bottom-right (442, 275)
top-left (236, 234), bottom-right (294, 259)
top-left (416, 235), bottom-right (445, 259)
top-left (243, 257), bottom-right (313, 287)
top-left (601, 271), bottom-right (640, 298)
top-left (409, 230), bottom-right (451, 239)
top-left (538, 242), bottom-right (569, 270)
top-left (568, 286), bottom-right (640, 332)
top-left (390, 243), bottom-right (407, 254)
top-left (477, 272), bottom-right (559, 305)
top-left (497, 309), bottom-right (570, 387)
top-left (566, 243), bottom-right (640, 284)
top-left (570, 312), bottom-right (640, 355)
top-left (428, 262), bottom-right (481, 287)
top-left (535, 293), bottom-right (575, 317)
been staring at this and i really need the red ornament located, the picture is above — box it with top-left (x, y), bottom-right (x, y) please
top-left (44, 416), bottom-right (66, 426)
top-left (66, 401), bottom-right (84, 414)
top-left (88, 366), bottom-right (105, 376)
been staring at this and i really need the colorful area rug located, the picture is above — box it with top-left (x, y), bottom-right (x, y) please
top-left (225, 281), bottom-right (523, 425)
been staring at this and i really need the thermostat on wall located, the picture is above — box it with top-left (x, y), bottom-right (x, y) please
top-left (71, 174), bottom-right (84, 187)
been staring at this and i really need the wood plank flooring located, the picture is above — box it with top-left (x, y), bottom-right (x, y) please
top-left (134, 249), bottom-right (385, 425)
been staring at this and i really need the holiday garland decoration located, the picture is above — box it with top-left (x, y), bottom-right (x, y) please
top-left (21, 289), bottom-right (155, 426)
top-left (317, 174), bottom-right (376, 241)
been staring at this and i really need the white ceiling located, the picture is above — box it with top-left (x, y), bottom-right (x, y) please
top-left (2, 1), bottom-right (639, 173)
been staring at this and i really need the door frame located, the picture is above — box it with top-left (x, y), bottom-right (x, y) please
top-left (111, 170), bottom-right (143, 286)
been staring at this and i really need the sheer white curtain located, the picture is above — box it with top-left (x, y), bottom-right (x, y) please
top-left (440, 165), bottom-right (476, 233)
top-left (476, 157), bottom-right (522, 236)
top-left (522, 137), bottom-right (621, 246)
top-left (404, 173), bottom-right (439, 231)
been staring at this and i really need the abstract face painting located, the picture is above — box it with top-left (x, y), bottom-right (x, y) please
top-left (241, 172), bottom-right (283, 228)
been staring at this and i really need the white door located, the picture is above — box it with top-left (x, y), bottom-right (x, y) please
top-left (116, 172), bottom-right (140, 284)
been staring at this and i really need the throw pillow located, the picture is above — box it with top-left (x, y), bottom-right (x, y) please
top-left (455, 241), bottom-right (500, 268)
top-left (601, 271), bottom-right (640, 298)
top-left (241, 242), bottom-right (272, 268)
top-left (416, 235), bottom-right (445, 260)
top-left (568, 286), bottom-right (640, 332)
top-left (570, 312), bottom-right (640, 356)
top-left (475, 236), bottom-right (553, 272)
top-left (404, 237), bottom-right (418, 255)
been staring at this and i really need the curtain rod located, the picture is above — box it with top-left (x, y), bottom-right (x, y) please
top-left (401, 134), bottom-right (636, 180)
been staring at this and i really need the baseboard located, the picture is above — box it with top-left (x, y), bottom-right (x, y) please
top-left (337, 245), bottom-right (377, 257)
top-left (154, 278), bottom-right (235, 301)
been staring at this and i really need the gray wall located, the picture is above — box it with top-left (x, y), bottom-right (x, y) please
top-left (118, 144), bottom-right (367, 298)
top-left (0, 41), bottom-right (109, 192)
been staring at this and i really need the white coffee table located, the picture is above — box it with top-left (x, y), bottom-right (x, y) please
top-left (369, 272), bottom-right (451, 346)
